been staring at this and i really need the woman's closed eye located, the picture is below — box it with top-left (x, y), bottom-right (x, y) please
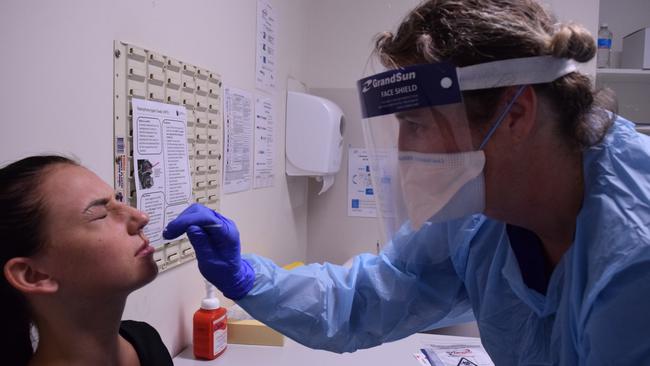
top-left (86, 207), bottom-right (108, 221)
top-left (83, 197), bottom-right (111, 221)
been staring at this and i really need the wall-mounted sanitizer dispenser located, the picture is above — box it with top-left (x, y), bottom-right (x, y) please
top-left (286, 91), bottom-right (345, 194)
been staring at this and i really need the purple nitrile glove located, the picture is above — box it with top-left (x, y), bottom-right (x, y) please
top-left (163, 204), bottom-right (254, 300)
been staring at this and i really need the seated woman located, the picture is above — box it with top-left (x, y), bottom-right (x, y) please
top-left (1, 155), bottom-right (173, 366)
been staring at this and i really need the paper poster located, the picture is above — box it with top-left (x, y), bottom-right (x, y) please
top-left (414, 352), bottom-right (432, 366)
top-left (132, 98), bottom-right (192, 248)
top-left (420, 344), bottom-right (494, 366)
top-left (254, 95), bottom-right (275, 189)
top-left (348, 147), bottom-right (377, 217)
top-left (256, 0), bottom-right (277, 92)
top-left (223, 87), bottom-right (253, 194)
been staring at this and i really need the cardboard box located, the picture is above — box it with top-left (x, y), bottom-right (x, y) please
top-left (622, 27), bottom-right (650, 69)
top-left (227, 319), bottom-right (285, 346)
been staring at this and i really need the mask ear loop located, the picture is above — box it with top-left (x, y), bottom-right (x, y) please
top-left (478, 85), bottom-right (528, 150)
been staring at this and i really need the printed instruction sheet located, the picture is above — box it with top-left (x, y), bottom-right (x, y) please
top-left (348, 147), bottom-right (378, 217)
top-left (224, 87), bottom-right (253, 194)
top-left (132, 98), bottom-right (192, 247)
top-left (254, 95), bottom-right (275, 189)
top-left (420, 343), bottom-right (494, 366)
top-left (256, 0), bottom-right (277, 91)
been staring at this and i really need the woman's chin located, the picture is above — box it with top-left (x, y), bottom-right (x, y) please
top-left (131, 259), bottom-right (159, 291)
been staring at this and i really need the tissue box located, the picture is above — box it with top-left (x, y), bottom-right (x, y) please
top-left (622, 27), bottom-right (650, 69)
top-left (227, 319), bottom-right (285, 346)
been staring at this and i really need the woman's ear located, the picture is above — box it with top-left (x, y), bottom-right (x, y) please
top-left (503, 85), bottom-right (537, 144)
top-left (3, 257), bottom-right (58, 294)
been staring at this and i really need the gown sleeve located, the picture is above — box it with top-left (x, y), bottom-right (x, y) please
top-left (236, 220), bottom-right (477, 353)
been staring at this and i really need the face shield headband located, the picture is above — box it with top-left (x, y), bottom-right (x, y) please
top-left (356, 56), bottom-right (580, 243)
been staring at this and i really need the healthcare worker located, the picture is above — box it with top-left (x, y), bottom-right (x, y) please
top-left (164, 0), bottom-right (650, 364)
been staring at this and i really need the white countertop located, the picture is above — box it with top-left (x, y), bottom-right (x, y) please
top-left (173, 333), bottom-right (485, 366)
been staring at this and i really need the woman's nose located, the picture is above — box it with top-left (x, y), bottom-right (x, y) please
top-left (126, 206), bottom-right (149, 234)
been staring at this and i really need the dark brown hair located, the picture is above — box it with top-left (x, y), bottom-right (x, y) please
top-left (0, 155), bottom-right (78, 366)
top-left (375, 0), bottom-right (616, 148)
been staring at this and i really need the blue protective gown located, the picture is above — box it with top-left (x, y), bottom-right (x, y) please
top-left (237, 116), bottom-right (650, 365)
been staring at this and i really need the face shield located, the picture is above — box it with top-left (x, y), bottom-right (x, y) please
top-left (357, 56), bottom-right (579, 243)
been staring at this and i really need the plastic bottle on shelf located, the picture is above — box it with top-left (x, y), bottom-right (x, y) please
top-left (597, 23), bottom-right (613, 68)
top-left (193, 281), bottom-right (228, 360)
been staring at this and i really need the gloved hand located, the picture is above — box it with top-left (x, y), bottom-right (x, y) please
top-left (163, 204), bottom-right (255, 300)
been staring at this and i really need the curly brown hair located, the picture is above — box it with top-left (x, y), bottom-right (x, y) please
top-left (374, 0), bottom-right (616, 149)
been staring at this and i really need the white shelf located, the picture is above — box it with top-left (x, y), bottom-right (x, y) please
top-left (596, 68), bottom-right (650, 83)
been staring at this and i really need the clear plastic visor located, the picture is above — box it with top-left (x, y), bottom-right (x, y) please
top-left (358, 56), bottom-right (582, 245)
top-left (357, 62), bottom-right (476, 243)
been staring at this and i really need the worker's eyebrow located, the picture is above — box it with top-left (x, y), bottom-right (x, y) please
top-left (395, 111), bottom-right (416, 120)
top-left (82, 197), bottom-right (110, 214)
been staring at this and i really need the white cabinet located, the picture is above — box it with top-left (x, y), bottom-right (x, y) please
top-left (596, 69), bottom-right (650, 126)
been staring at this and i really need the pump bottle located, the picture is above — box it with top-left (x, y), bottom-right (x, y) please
top-left (193, 281), bottom-right (228, 360)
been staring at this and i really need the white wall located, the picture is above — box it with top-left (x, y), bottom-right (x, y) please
top-left (546, 0), bottom-right (600, 42)
top-left (305, 87), bottom-right (383, 264)
top-left (0, 0), bottom-right (309, 356)
top-left (599, 0), bottom-right (650, 61)
top-left (302, 0), bottom-right (421, 90)
top-left (301, 0), bottom-right (420, 265)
